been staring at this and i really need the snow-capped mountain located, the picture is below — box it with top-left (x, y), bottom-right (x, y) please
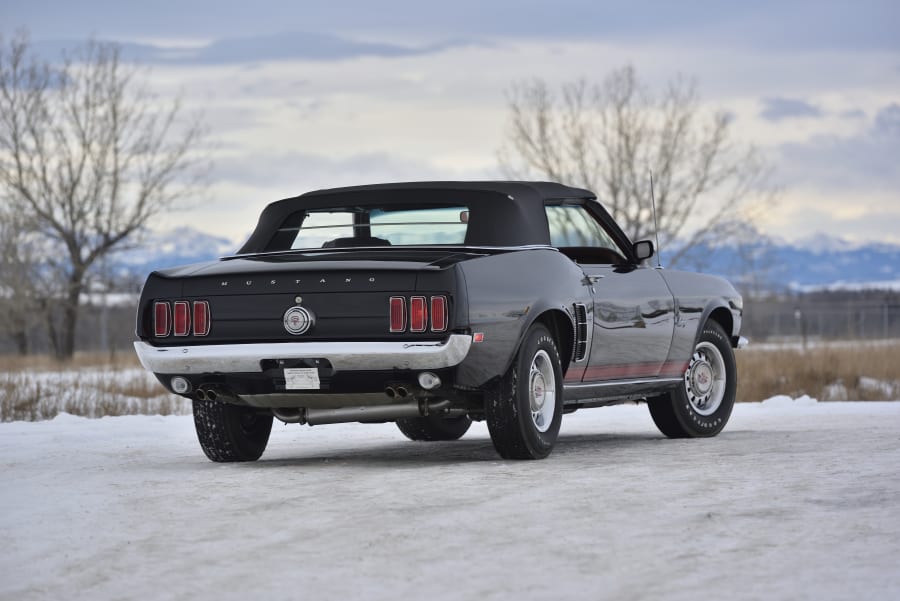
top-left (675, 233), bottom-right (900, 291)
top-left (108, 227), bottom-right (240, 278)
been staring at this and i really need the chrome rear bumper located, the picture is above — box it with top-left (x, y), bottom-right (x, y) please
top-left (133, 335), bottom-right (473, 374)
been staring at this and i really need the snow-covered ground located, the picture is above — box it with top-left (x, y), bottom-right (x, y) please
top-left (2, 401), bottom-right (899, 601)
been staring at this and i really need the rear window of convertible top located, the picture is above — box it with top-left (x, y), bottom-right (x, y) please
top-left (272, 205), bottom-right (470, 250)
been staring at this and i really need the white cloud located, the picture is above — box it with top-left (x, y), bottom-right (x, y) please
top-left (760, 97), bottom-right (823, 121)
top-left (11, 18), bottom-right (898, 246)
top-left (155, 152), bottom-right (495, 242)
top-left (30, 32), bottom-right (477, 66)
top-left (9, 1), bottom-right (899, 53)
top-left (774, 103), bottom-right (900, 192)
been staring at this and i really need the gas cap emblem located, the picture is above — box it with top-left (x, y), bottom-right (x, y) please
top-left (283, 305), bottom-right (315, 335)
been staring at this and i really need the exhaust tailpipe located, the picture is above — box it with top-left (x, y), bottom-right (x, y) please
top-left (396, 386), bottom-right (409, 398)
top-left (304, 399), bottom-right (452, 426)
top-left (384, 386), bottom-right (397, 399)
top-left (196, 385), bottom-right (233, 402)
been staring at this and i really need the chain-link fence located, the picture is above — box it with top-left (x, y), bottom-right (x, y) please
top-left (743, 293), bottom-right (900, 342)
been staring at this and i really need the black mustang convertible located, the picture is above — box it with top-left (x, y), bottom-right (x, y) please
top-left (134, 181), bottom-right (745, 461)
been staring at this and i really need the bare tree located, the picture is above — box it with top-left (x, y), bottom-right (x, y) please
top-left (0, 201), bottom-right (39, 354)
top-left (0, 32), bottom-right (205, 359)
top-left (499, 66), bottom-right (775, 267)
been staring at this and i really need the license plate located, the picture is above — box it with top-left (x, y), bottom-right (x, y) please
top-left (284, 368), bottom-right (320, 390)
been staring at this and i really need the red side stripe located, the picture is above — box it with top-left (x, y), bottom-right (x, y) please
top-left (565, 360), bottom-right (689, 383)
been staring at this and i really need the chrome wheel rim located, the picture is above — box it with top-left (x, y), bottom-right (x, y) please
top-left (684, 341), bottom-right (726, 416)
top-left (529, 349), bottom-right (556, 432)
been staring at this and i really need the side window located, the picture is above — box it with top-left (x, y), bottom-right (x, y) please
top-left (545, 205), bottom-right (627, 264)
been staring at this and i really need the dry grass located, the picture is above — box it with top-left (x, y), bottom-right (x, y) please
top-left (0, 351), bottom-right (141, 372)
top-left (736, 341), bottom-right (900, 402)
top-left (1, 353), bottom-right (189, 421)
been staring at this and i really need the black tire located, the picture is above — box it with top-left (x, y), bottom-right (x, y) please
top-left (485, 323), bottom-right (563, 459)
top-left (648, 320), bottom-right (736, 438)
top-left (192, 399), bottom-right (273, 462)
top-left (395, 414), bottom-right (472, 441)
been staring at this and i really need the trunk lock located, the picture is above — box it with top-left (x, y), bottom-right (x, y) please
top-left (283, 305), bottom-right (315, 335)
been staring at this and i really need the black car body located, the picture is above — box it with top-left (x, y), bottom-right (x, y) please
top-left (135, 181), bottom-right (745, 460)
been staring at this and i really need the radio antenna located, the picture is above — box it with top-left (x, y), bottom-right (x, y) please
top-left (648, 169), bottom-right (662, 268)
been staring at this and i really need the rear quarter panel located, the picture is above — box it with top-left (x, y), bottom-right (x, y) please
top-left (455, 248), bottom-right (591, 388)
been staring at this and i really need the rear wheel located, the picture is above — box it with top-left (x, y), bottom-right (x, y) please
top-left (396, 414), bottom-right (472, 441)
top-left (648, 320), bottom-right (736, 438)
top-left (192, 399), bottom-right (273, 462)
top-left (485, 323), bottom-right (563, 459)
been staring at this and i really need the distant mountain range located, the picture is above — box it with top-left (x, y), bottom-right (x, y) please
top-left (109, 227), bottom-right (900, 292)
top-left (675, 233), bottom-right (900, 291)
top-left (111, 227), bottom-right (239, 277)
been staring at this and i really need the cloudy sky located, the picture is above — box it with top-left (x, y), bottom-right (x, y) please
top-left (2, 0), bottom-right (898, 246)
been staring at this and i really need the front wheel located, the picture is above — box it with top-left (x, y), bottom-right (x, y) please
top-left (192, 399), bottom-right (273, 462)
top-left (485, 323), bottom-right (563, 459)
top-left (648, 320), bottom-right (736, 438)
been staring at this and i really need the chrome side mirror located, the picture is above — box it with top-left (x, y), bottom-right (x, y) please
top-left (633, 240), bottom-right (654, 262)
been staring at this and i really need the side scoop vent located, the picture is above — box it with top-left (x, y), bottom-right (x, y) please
top-left (573, 303), bottom-right (588, 361)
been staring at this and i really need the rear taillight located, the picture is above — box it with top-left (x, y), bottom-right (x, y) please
top-left (390, 297), bottom-right (406, 332)
top-left (431, 296), bottom-right (447, 332)
top-left (153, 299), bottom-right (210, 337)
top-left (173, 301), bottom-right (190, 336)
top-left (410, 296), bottom-right (427, 332)
top-left (193, 301), bottom-right (210, 336)
top-left (154, 302), bottom-right (171, 337)
top-left (389, 295), bottom-right (448, 333)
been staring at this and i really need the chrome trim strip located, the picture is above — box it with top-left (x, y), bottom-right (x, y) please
top-left (222, 244), bottom-right (556, 261)
top-left (133, 334), bottom-right (473, 374)
top-left (564, 377), bottom-right (682, 390)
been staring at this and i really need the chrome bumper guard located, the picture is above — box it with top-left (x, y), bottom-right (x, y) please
top-left (133, 335), bottom-right (473, 374)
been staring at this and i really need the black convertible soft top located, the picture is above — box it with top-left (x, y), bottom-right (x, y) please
top-left (238, 181), bottom-right (596, 253)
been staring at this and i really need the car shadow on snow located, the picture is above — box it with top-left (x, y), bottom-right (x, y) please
top-left (253, 439), bottom-right (502, 467)
top-left (235, 430), bottom-right (692, 469)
